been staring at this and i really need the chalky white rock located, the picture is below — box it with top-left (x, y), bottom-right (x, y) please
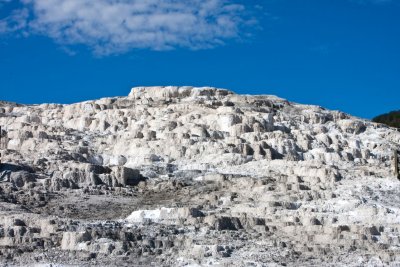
top-left (0, 86), bottom-right (399, 266)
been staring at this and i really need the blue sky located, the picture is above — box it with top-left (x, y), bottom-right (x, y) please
top-left (0, 0), bottom-right (399, 119)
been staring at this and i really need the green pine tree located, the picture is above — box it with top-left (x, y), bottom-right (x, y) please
top-left (373, 110), bottom-right (400, 129)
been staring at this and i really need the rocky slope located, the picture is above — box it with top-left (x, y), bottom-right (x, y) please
top-left (0, 86), bottom-right (399, 266)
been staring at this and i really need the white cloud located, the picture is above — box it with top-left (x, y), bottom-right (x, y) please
top-left (0, 0), bottom-right (256, 55)
top-left (0, 8), bottom-right (29, 34)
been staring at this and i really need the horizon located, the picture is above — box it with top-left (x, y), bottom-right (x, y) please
top-left (1, 0), bottom-right (399, 119)
top-left (3, 84), bottom-right (395, 122)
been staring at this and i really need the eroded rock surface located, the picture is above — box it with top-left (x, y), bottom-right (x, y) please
top-left (0, 86), bottom-right (399, 266)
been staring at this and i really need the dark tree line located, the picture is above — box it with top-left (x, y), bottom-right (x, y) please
top-left (373, 110), bottom-right (400, 129)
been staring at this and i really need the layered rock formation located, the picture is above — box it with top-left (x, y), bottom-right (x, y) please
top-left (0, 86), bottom-right (399, 266)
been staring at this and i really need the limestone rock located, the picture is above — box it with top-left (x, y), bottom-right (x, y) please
top-left (0, 86), bottom-right (399, 266)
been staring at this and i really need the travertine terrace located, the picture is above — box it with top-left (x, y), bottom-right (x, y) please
top-left (0, 86), bottom-right (399, 266)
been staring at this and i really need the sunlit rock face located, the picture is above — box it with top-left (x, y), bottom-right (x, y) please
top-left (0, 86), bottom-right (400, 266)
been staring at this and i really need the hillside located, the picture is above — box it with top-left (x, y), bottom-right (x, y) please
top-left (373, 110), bottom-right (400, 129)
top-left (0, 86), bottom-right (400, 266)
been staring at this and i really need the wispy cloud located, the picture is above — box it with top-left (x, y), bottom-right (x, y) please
top-left (0, 8), bottom-right (29, 34)
top-left (0, 0), bottom-right (257, 55)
